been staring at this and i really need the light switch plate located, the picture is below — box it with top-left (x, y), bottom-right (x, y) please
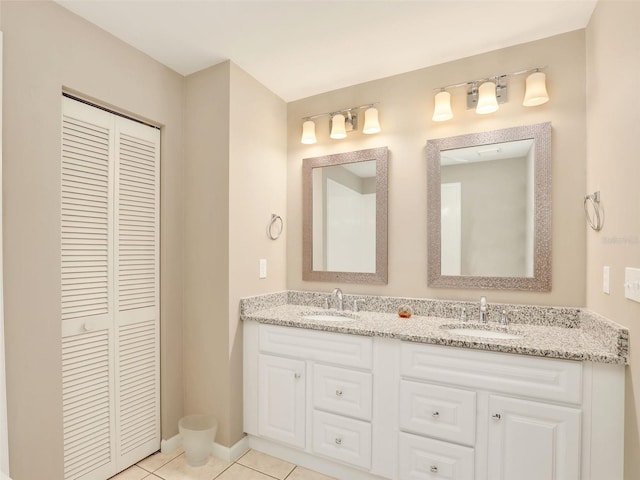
top-left (624, 267), bottom-right (640, 303)
top-left (603, 266), bottom-right (610, 294)
top-left (259, 259), bottom-right (267, 279)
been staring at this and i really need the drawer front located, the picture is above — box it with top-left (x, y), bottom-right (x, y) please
top-left (401, 343), bottom-right (582, 404)
top-left (399, 380), bottom-right (476, 446)
top-left (399, 432), bottom-right (476, 480)
top-left (260, 324), bottom-right (372, 369)
top-left (399, 432), bottom-right (474, 480)
top-left (312, 410), bottom-right (372, 470)
top-left (313, 364), bottom-right (373, 421)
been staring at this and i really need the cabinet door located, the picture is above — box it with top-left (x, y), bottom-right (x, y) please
top-left (487, 395), bottom-right (581, 480)
top-left (258, 354), bottom-right (306, 448)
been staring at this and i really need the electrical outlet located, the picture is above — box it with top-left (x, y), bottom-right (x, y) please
top-left (603, 266), bottom-right (610, 295)
top-left (259, 259), bottom-right (267, 279)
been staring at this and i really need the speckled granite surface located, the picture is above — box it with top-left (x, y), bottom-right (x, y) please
top-left (240, 291), bottom-right (628, 365)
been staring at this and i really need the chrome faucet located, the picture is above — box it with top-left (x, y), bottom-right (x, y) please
top-left (479, 296), bottom-right (489, 323)
top-left (332, 288), bottom-right (344, 311)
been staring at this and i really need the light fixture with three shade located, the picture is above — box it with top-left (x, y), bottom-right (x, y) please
top-left (432, 67), bottom-right (549, 122)
top-left (300, 103), bottom-right (381, 144)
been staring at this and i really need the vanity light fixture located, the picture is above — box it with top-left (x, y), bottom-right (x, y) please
top-left (330, 113), bottom-right (347, 139)
top-left (432, 66), bottom-right (548, 122)
top-left (300, 103), bottom-right (380, 144)
top-left (300, 120), bottom-right (317, 144)
top-left (522, 70), bottom-right (549, 107)
top-left (432, 90), bottom-right (453, 122)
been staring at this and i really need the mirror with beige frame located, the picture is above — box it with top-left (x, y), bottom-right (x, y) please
top-left (427, 123), bottom-right (551, 291)
top-left (303, 147), bottom-right (388, 284)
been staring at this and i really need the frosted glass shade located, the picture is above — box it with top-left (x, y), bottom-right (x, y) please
top-left (432, 91), bottom-right (453, 122)
top-left (476, 82), bottom-right (499, 114)
top-left (523, 71), bottom-right (549, 107)
top-left (330, 114), bottom-right (347, 139)
top-left (300, 120), bottom-right (317, 144)
top-left (363, 107), bottom-right (381, 134)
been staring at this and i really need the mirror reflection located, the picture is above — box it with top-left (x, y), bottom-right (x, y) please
top-left (440, 139), bottom-right (534, 277)
top-left (427, 123), bottom-right (551, 291)
top-left (312, 160), bottom-right (377, 273)
top-left (303, 147), bottom-right (388, 284)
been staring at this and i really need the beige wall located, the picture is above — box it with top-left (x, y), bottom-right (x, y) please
top-left (1, 1), bottom-right (184, 477)
top-left (228, 63), bottom-right (287, 443)
top-left (183, 63), bottom-right (232, 443)
top-left (287, 30), bottom-right (587, 306)
top-left (585, 2), bottom-right (640, 479)
top-left (183, 62), bottom-right (287, 447)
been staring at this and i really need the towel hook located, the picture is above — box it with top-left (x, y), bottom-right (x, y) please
top-left (584, 191), bottom-right (603, 231)
top-left (267, 214), bottom-right (283, 240)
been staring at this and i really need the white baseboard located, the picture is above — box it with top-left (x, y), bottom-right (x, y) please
top-left (161, 434), bottom-right (250, 463)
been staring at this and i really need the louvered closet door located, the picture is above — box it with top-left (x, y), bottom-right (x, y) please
top-left (114, 116), bottom-right (160, 468)
top-left (61, 97), bottom-right (160, 480)
top-left (61, 98), bottom-right (116, 480)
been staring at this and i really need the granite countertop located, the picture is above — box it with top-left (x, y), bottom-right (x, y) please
top-left (242, 303), bottom-right (628, 365)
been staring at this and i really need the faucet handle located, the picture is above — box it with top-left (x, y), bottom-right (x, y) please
top-left (460, 307), bottom-right (467, 322)
top-left (353, 299), bottom-right (364, 313)
top-left (324, 298), bottom-right (330, 310)
top-left (499, 309), bottom-right (509, 326)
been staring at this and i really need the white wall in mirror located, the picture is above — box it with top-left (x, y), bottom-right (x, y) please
top-left (312, 161), bottom-right (377, 273)
top-left (440, 139), bottom-right (534, 278)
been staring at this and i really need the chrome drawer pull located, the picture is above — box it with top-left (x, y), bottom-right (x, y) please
top-left (335, 389), bottom-right (343, 397)
top-left (432, 411), bottom-right (439, 418)
top-left (430, 465), bottom-right (438, 473)
top-left (335, 437), bottom-right (342, 445)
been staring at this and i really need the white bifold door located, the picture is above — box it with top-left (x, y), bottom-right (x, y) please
top-left (61, 96), bottom-right (160, 480)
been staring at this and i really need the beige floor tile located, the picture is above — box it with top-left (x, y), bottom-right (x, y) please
top-left (215, 463), bottom-right (274, 480)
top-left (236, 450), bottom-right (295, 479)
top-left (153, 453), bottom-right (231, 480)
top-left (138, 448), bottom-right (185, 472)
top-left (286, 466), bottom-right (336, 480)
top-left (109, 465), bottom-right (151, 480)
top-left (144, 476), bottom-right (164, 480)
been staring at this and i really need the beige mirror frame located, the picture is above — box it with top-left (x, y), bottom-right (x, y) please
top-left (427, 123), bottom-right (552, 291)
top-left (303, 146), bottom-right (388, 284)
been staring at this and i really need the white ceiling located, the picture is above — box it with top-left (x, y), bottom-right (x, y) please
top-left (55, 0), bottom-right (597, 102)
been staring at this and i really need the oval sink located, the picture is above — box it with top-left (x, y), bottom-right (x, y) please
top-left (445, 327), bottom-right (521, 340)
top-left (303, 313), bottom-right (356, 322)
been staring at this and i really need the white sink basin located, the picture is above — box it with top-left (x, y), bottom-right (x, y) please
top-left (445, 327), bottom-right (522, 340)
top-left (303, 313), bottom-right (356, 322)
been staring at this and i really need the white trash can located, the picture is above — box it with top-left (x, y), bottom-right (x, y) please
top-left (179, 415), bottom-right (218, 467)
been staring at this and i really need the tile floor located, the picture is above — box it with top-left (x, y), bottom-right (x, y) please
top-left (110, 448), bottom-right (336, 480)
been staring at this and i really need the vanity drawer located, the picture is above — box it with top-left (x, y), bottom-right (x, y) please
top-left (313, 364), bottom-right (373, 421)
top-left (401, 343), bottom-right (582, 404)
top-left (260, 324), bottom-right (372, 369)
top-left (399, 432), bottom-right (474, 480)
top-left (399, 380), bottom-right (476, 446)
top-left (312, 410), bottom-right (372, 470)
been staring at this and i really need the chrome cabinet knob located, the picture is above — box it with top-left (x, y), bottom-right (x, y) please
top-left (335, 389), bottom-right (343, 397)
top-left (294, 372), bottom-right (301, 380)
top-left (430, 465), bottom-right (438, 473)
top-left (432, 411), bottom-right (439, 418)
top-left (335, 437), bottom-right (342, 445)
top-left (492, 413), bottom-right (501, 420)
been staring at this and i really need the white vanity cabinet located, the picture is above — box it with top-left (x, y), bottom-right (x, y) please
top-left (486, 395), bottom-right (581, 480)
top-left (245, 322), bottom-right (376, 473)
top-left (399, 342), bottom-right (615, 480)
top-left (258, 354), bottom-right (306, 448)
top-left (244, 321), bottom-right (624, 480)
